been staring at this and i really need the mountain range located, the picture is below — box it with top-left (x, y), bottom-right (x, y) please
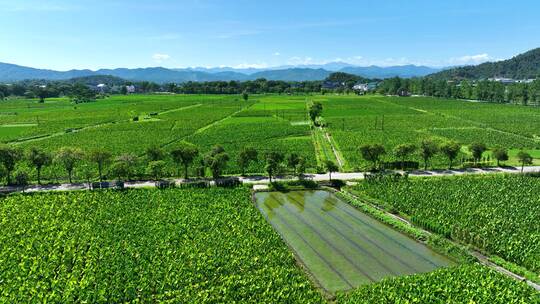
top-left (0, 62), bottom-right (443, 83)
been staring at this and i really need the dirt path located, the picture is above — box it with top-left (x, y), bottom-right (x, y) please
top-left (324, 131), bottom-right (345, 170)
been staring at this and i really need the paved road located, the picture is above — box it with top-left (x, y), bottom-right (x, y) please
top-left (241, 165), bottom-right (540, 184)
top-left (2, 166), bottom-right (540, 194)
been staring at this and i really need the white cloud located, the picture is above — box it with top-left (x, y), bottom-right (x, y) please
top-left (287, 56), bottom-right (315, 65)
top-left (152, 53), bottom-right (171, 62)
top-left (449, 53), bottom-right (491, 65)
top-left (231, 63), bottom-right (269, 69)
top-left (273, 52), bottom-right (281, 56)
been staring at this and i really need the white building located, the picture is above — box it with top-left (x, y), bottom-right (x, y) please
top-left (353, 83), bottom-right (369, 93)
top-left (97, 84), bottom-right (107, 93)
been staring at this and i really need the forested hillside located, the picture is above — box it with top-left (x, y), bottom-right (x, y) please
top-left (430, 48), bottom-right (540, 80)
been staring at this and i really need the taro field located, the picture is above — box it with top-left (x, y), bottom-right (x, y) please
top-left (1, 187), bottom-right (538, 302)
top-left (0, 188), bottom-right (323, 302)
top-left (1, 94), bottom-right (318, 180)
top-left (319, 95), bottom-right (540, 170)
top-left (350, 174), bottom-right (540, 274)
top-left (1, 94), bottom-right (540, 182)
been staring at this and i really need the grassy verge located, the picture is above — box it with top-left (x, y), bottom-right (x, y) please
top-left (490, 256), bottom-right (540, 285)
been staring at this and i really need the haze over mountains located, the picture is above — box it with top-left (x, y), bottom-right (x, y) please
top-left (5, 47), bottom-right (539, 84)
top-left (0, 61), bottom-right (443, 83)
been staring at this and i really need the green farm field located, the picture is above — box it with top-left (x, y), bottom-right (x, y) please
top-left (1, 93), bottom-right (539, 182)
top-left (349, 174), bottom-right (540, 274)
top-left (1, 187), bottom-right (538, 303)
top-left (319, 95), bottom-right (540, 170)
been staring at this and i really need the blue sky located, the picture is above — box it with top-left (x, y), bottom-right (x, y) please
top-left (1, 0), bottom-right (539, 70)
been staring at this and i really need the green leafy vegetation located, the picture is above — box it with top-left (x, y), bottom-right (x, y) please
top-left (0, 188), bottom-right (323, 303)
top-left (322, 95), bottom-right (540, 170)
top-left (351, 174), bottom-right (540, 273)
top-left (337, 264), bottom-right (539, 304)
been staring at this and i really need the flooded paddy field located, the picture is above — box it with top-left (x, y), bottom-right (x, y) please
top-left (255, 190), bottom-right (455, 292)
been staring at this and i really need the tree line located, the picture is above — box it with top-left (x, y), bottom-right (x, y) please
top-left (0, 82), bottom-right (99, 103)
top-left (0, 72), bottom-right (372, 102)
top-left (377, 77), bottom-right (540, 105)
top-left (0, 139), bottom-right (533, 189)
top-left (0, 143), bottom-right (341, 189)
top-left (359, 140), bottom-right (533, 172)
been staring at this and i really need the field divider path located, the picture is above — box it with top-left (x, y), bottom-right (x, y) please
top-left (378, 96), bottom-right (539, 144)
top-left (158, 103), bottom-right (202, 116)
top-left (161, 102), bottom-right (256, 149)
top-left (324, 130), bottom-right (345, 170)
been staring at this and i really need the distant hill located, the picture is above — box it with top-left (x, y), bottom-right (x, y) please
top-left (67, 75), bottom-right (127, 86)
top-left (0, 61), bottom-right (447, 83)
top-left (429, 48), bottom-right (540, 80)
top-left (0, 62), bottom-right (95, 82)
top-left (249, 68), bottom-right (331, 81)
top-left (340, 65), bottom-right (442, 79)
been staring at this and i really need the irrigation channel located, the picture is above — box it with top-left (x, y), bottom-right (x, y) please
top-left (254, 190), bottom-right (455, 293)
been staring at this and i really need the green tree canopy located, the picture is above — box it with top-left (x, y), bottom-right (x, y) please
top-left (393, 143), bottom-right (417, 170)
top-left (359, 144), bottom-right (386, 170)
top-left (170, 142), bottom-right (199, 179)
top-left (238, 147), bottom-right (258, 176)
top-left (309, 102), bottom-right (323, 123)
top-left (146, 160), bottom-right (167, 180)
top-left (0, 145), bottom-right (22, 185)
top-left (27, 147), bottom-right (52, 184)
top-left (420, 139), bottom-right (439, 170)
top-left (146, 146), bottom-right (165, 162)
top-left (88, 149), bottom-right (112, 182)
top-left (265, 151), bottom-right (285, 182)
top-left (324, 160), bottom-right (339, 181)
top-left (469, 142), bottom-right (487, 164)
top-left (204, 145), bottom-right (230, 179)
top-left (55, 147), bottom-right (83, 183)
top-left (491, 147), bottom-right (509, 167)
top-left (517, 151), bottom-right (533, 172)
top-left (440, 141), bottom-right (461, 169)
